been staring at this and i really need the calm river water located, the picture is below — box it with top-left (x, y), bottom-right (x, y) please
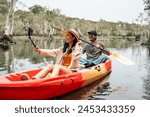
top-left (0, 36), bottom-right (150, 100)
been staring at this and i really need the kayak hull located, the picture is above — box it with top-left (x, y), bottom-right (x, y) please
top-left (0, 59), bottom-right (111, 100)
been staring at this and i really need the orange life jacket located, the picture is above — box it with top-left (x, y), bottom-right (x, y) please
top-left (62, 53), bottom-right (72, 66)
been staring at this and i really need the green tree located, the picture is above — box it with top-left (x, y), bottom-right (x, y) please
top-left (144, 0), bottom-right (150, 15)
top-left (29, 5), bottom-right (44, 14)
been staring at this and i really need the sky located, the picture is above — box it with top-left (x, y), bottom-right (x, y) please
top-left (17, 0), bottom-right (145, 23)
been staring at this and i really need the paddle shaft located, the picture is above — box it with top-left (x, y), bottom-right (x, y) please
top-left (79, 38), bottom-right (110, 55)
top-left (51, 26), bottom-right (110, 55)
top-left (51, 26), bottom-right (62, 31)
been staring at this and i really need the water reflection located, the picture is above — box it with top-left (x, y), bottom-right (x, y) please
top-left (56, 74), bottom-right (111, 100)
top-left (142, 47), bottom-right (150, 99)
top-left (148, 47), bottom-right (150, 56)
top-left (143, 76), bottom-right (150, 100)
top-left (0, 37), bottom-right (63, 74)
top-left (0, 44), bottom-right (10, 51)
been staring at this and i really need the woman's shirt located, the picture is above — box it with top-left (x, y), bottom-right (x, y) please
top-left (62, 53), bottom-right (72, 66)
top-left (38, 42), bottom-right (82, 69)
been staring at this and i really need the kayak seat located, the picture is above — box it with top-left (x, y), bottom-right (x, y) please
top-left (5, 74), bottom-right (21, 81)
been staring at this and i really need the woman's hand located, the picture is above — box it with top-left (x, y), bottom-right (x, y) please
top-left (34, 46), bottom-right (41, 54)
top-left (73, 41), bottom-right (83, 59)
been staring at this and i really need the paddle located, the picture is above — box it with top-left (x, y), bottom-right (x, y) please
top-left (28, 27), bottom-right (36, 48)
top-left (51, 25), bottom-right (63, 32)
top-left (51, 26), bottom-right (134, 65)
top-left (79, 38), bottom-right (134, 65)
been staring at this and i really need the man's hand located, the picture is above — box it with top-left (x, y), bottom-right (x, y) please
top-left (95, 44), bottom-right (101, 49)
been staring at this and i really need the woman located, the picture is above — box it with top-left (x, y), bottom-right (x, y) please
top-left (20, 29), bottom-right (82, 80)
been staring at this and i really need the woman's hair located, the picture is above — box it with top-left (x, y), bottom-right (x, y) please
top-left (63, 33), bottom-right (78, 55)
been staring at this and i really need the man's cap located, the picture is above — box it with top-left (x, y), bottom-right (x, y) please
top-left (88, 30), bottom-right (97, 36)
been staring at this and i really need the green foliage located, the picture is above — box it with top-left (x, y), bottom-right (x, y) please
top-left (0, 0), bottom-right (8, 15)
top-left (0, 3), bottom-right (148, 39)
top-left (144, 0), bottom-right (150, 11)
top-left (45, 9), bottom-right (60, 22)
top-left (29, 5), bottom-right (45, 14)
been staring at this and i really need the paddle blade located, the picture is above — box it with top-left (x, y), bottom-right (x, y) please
top-left (110, 52), bottom-right (134, 65)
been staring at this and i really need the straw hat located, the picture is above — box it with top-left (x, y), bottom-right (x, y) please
top-left (62, 29), bottom-right (79, 41)
top-left (68, 29), bottom-right (79, 41)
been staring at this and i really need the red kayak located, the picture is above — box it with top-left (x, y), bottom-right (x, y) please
top-left (0, 59), bottom-right (111, 100)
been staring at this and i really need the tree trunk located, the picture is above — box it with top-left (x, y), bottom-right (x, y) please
top-left (5, 6), bottom-right (11, 35)
top-left (10, 4), bottom-right (15, 35)
top-left (5, 0), bottom-right (17, 35)
top-left (44, 20), bottom-right (48, 35)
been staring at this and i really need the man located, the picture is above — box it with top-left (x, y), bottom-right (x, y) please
top-left (78, 30), bottom-right (108, 68)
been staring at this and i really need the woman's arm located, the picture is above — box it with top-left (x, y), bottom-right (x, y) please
top-left (35, 47), bottom-right (63, 57)
top-left (68, 42), bottom-right (83, 69)
top-left (72, 42), bottom-right (83, 59)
